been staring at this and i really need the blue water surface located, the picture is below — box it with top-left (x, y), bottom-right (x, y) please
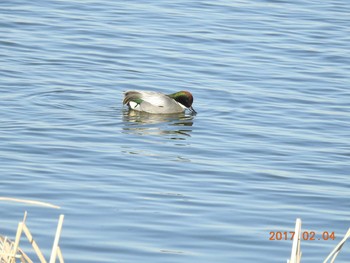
top-left (1, 1), bottom-right (350, 262)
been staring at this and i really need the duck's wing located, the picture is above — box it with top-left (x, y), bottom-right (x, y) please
top-left (123, 91), bottom-right (172, 107)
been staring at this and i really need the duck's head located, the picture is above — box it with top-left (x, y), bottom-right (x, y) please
top-left (170, 91), bottom-right (197, 114)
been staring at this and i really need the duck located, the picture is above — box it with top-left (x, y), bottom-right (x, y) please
top-left (123, 90), bottom-right (196, 114)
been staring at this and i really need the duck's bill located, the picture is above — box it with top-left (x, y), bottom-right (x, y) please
top-left (188, 106), bottom-right (197, 114)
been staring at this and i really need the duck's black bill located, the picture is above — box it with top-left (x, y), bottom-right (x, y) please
top-left (189, 106), bottom-right (197, 115)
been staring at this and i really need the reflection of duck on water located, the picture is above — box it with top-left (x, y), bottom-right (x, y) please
top-left (123, 90), bottom-right (196, 114)
top-left (122, 109), bottom-right (194, 138)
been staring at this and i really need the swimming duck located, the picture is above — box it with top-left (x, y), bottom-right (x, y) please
top-left (123, 90), bottom-right (196, 114)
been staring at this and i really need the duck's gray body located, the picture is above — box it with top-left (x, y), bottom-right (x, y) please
top-left (123, 90), bottom-right (187, 114)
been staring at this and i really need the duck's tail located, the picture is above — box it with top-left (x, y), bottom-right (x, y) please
top-left (123, 91), bottom-right (143, 105)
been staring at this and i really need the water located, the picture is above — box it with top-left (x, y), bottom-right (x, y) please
top-left (1, 0), bottom-right (350, 262)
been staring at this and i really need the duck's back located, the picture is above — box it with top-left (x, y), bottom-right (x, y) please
top-left (124, 91), bottom-right (184, 114)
